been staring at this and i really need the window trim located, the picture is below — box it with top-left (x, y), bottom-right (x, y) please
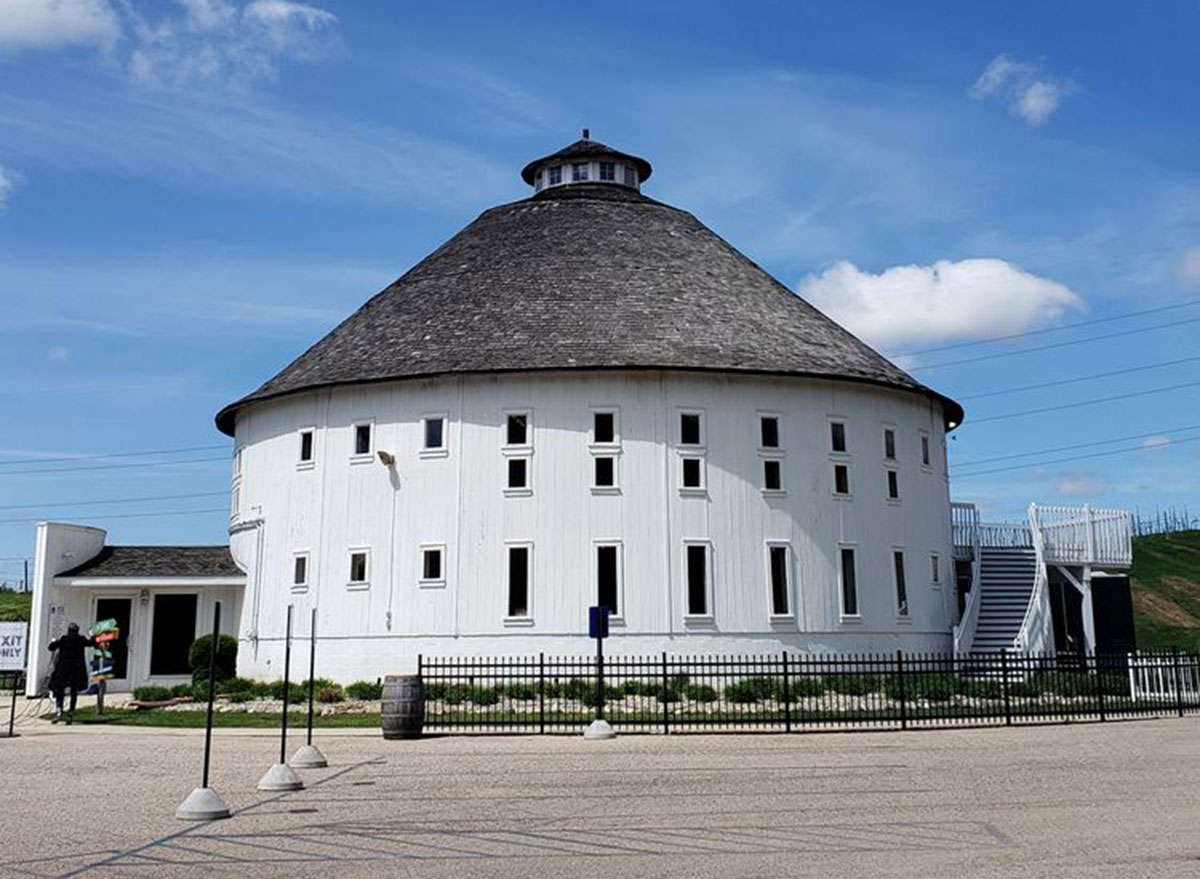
top-left (593, 540), bottom-right (624, 623)
top-left (930, 552), bottom-right (942, 589)
top-left (838, 544), bottom-right (860, 620)
top-left (591, 453), bottom-right (619, 493)
top-left (347, 547), bottom-right (370, 590)
top-left (419, 413), bottom-right (449, 458)
top-left (677, 408), bottom-right (706, 449)
top-left (351, 419), bottom-right (374, 462)
top-left (919, 431), bottom-right (933, 471)
top-left (679, 453), bottom-right (706, 493)
top-left (893, 548), bottom-right (910, 619)
top-left (291, 550), bottom-right (310, 593)
top-left (297, 426), bottom-right (316, 469)
top-left (886, 468), bottom-right (900, 502)
top-left (765, 541), bottom-right (794, 621)
top-left (590, 407), bottom-right (620, 448)
top-left (419, 543), bottom-right (447, 589)
top-left (758, 411), bottom-right (783, 452)
top-left (548, 165), bottom-right (562, 186)
top-left (502, 409), bottom-right (532, 450)
top-left (762, 458), bottom-right (785, 494)
top-left (682, 540), bottom-right (714, 622)
top-left (833, 463), bottom-right (851, 498)
top-left (828, 417), bottom-right (849, 456)
top-left (504, 454), bottom-right (533, 496)
top-left (883, 426), bottom-right (897, 462)
top-left (503, 541), bottom-right (533, 624)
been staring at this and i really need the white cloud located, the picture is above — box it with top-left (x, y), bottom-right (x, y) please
top-left (0, 166), bottom-right (12, 207)
top-left (797, 258), bottom-right (1085, 350)
top-left (1175, 245), bottom-right (1200, 287)
top-left (970, 54), bottom-right (1075, 127)
top-left (1053, 474), bottom-right (1108, 498)
top-left (47, 345), bottom-right (70, 363)
top-left (1140, 435), bottom-right (1171, 454)
top-left (0, 0), bottom-right (120, 50)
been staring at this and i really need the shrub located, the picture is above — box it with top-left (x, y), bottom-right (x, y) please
top-left (132, 685), bottom-right (173, 702)
top-left (317, 685), bottom-right (345, 704)
top-left (443, 683), bottom-right (471, 705)
top-left (826, 674), bottom-right (879, 696)
top-left (957, 679), bottom-right (1003, 700)
top-left (620, 680), bottom-right (651, 697)
top-left (225, 689), bottom-right (254, 703)
top-left (170, 682), bottom-right (197, 698)
top-left (217, 676), bottom-right (258, 697)
top-left (188, 634), bottom-right (238, 684)
top-left (268, 679), bottom-right (308, 704)
top-left (561, 678), bottom-right (593, 702)
top-left (1007, 678), bottom-right (1043, 699)
top-left (468, 686), bottom-right (500, 706)
top-left (789, 677), bottom-right (826, 699)
top-left (346, 680), bottom-right (383, 701)
top-left (684, 683), bottom-right (718, 702)
top-left (505, 682), bottom-right (536, 701)
top-left (424, 681), bottom-right (447, 701)
top-left (724, 680), bottom-right (765, 703)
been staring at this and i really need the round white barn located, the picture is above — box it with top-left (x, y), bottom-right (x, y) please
top-left (216, 135), bottom-right (965, 683)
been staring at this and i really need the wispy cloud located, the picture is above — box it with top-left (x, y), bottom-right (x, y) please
top-left (0, 164), bottom-right (12, 207)
top-left (970, 54), bottom-right (1075, 127)
top-left (1140, 435), bottom-right (1172, 454)
top-left (797, 258), bottom-right (1085, 349)
top-left (1176, 245), bottom-right (1200, 287)
top-left (0, 0), bottom-right (121, 50)
top-left (1053, 473), bottom-right (1108, 498)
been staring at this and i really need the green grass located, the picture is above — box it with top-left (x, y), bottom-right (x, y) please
top-left (1129, 530), bottom-right (1200, 651)
top-left (0, 590), bottom-right (31, 623)
top-left (46, 707), bottom-right (382, 728)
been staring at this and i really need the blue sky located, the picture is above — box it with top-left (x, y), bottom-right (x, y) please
top-left (2, 0), bottom-right (1199, 582)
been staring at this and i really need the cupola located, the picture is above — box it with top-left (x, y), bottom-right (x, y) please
top-left (520, 130), bottom-right (653, 194)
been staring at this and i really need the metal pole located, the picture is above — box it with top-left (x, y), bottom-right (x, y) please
top-left (1001, 648), bottom-right (1012, 726)
top-left (661, 651), bottom-right (669, 735)
top-left (896, 650), bottom-right (907, 731)
top-left (7, 673), bottom-right (19, 737)
top-left (1172, 647), bottom-right (1185, 718)
top-left (595, 632), bottom-right (605, 722)
top-left (538, 652), bottom-right (545, 736)
top-left (280, 605), bottom-right (293, 765)
top-left (201, 602), bottom-right (221, 789)
top-left (306, 607), bottom-right (317, 746)
top-left (1094, 652), bottom-right (1106, 722)
top-left (781, 652), bottom-right (791, 734)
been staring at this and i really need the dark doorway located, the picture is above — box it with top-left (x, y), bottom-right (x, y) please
top-left (150, 594), bottom-right (198, 676)
top-left (1049, 571), bottom-right (1085, 655)
top-left (94, 597), bottom-right (132, 681)
top-left (1092, 576), bottom-right (1137, 654)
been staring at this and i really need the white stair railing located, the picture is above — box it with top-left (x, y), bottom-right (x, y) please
top-left (1014, 503), bottom-right (1053, 653)
top-left (952, 503), bottom-right (982, 656)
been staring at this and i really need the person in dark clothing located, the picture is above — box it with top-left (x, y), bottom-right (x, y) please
top-left (48, 623), bottom-right (94, 723)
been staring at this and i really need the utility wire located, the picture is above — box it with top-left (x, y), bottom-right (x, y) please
top-left (967, 379), bottom-right (1200, 424)
top-left (0, 456), bottom-right (228, 476)
top-left (0, 507), bottom-right (227, 524)
top-left (0, 444), bottom-right (227, 467)
top-left (0, 491), bottom-right (227, 511)
top-left (951, 423), bottom-right (1200, 467)
top-left (957, 354), bottom-right (1200, 400)
top-left (954, 435), bottom-right (1200, 478)
top-left (909, 314), bottom-right (1200, 371)
top-left (901, 297), bottom-right (1200, 356)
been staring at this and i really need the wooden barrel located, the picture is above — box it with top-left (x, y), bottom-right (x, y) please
top-left (381, 674), bottom-right (425, 740)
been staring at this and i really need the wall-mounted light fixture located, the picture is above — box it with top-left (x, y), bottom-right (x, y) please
top-left (139, 589), bottom-right (150, 606)
top-left (377, 450), bottom-right (395, 466)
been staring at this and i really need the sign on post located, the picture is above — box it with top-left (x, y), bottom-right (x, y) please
top-left (0, 622), bottom-right (26, 672)
top-left (588, 605), bottom-right (609, 640)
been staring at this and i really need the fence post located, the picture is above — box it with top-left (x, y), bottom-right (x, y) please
top-left (1172, 647), bottom-right (1185, 718)
top-left (1093, 652), bottom-right (1106, 722)
top-left (661, 652), bottom-right (669, 736)
top-left (1001, 649), bottom-right (1012, 726)
top-left (781, 652), bottom-right (792, 733)
top-left (896, 650), bottom-right (908, 731)
top-left (538, 652), bottom-right (545, 736)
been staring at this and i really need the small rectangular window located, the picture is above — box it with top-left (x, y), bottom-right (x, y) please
top-left (354, 423), bottom-right (372, 456)
top-left (931, 552), bottom-right (941, 585)
top-left (594, 456), bottom-right (615, 487)
top-left (894, 551), bottom-right (909, 616)
top-left (572, 162), bottom-right (589, 182)
top-left (231, 484), bottom-right (240, 517)
top-left (840, 547), bottom-right (858, 616)
top-left (534, 170), bottom-right (543, 191)
top-left (599, 161), bottom-right (615, 181)
top-left (769, 545), bottom-right (789, 616)
top-left (422, 547), bottom-right (442, 581)
top-left (548, 165), bottom-right (562, 185)
top-left (884, 428), bottom-right (896, 460)
top-left (593, 411), bottom-right (615, 444)
top-left (299, 430), bottom-right (314, 463)
top-left (831, 421), bottom-right (846, 453)
top-left (887, 470), bottom-right (899, 500)
top-left (760, 416), bottom-right (779, 448)
top-left (921, 435), bottom-right (931, 468)
top-left (680, 412), bottom-right (701, 445)
top-left (834, 464), bottom-right (850, 495)
top-left (682, 456), bottom-right (703, 489)
top-left (764, 459), bottom-right (782, 491)
top-left (507, 457), bottom-right (528, 489)
top-left (597, 544), bottom-right (619, 614)
top-left (233, 447), bottom-right (242, 478)
top-left (293, 554), bottom-right (308, 587)
top-left (424, 417), bottom-right (445, 450)
top-left (623, 166), bottom-right (635, 187)
top-left (349, 551), bottom-right (368, 584)
top-left (508, 545), bottom-right (530, 617)
top-left (505, 413), bottom-right (528, 446)
top-left (686, 544), bottom-right (708, 616)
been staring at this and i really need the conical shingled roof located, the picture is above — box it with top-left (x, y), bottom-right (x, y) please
top-left (215, 149), bottom-right (962, 436)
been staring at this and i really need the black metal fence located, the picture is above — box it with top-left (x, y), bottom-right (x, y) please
top-left (418, 649), bottom-right (1200, 734)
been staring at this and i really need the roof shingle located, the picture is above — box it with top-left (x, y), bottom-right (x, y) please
top-left (58, 546), bottom-right (242, 579)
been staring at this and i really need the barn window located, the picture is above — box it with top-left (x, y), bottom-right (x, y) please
top-left (505, 413), bottom-right (529, 446)
top-left (299, 429), bottom-right (315, 464)
top-left (292, 553), bottom-right (308, 589)
top-left (764, 459), bottom-right (782, 491)
top-left (349, 550), bottom-right (369, 586)
top-left (596, 543), bottom-right (620, 615)
top-left (931, 552), bottom-right (941, 586)
top-left (834, 464), bottom-right (850, 495)
top-left (768, 544), bottom-right (790, 617)
top-left (548, 165), bottom-right (562, 185)
top-left (599, 161), bottom-right (615, 181)
top-left (894, 551), bottom-right (909, 616)
top-left (572, 162), bottom-right (589, 181)
top-left (921, 434), bottom-right (931, 468)
top-left (680, 412), bottom-right (702, 445)
top-left (424, 417), bottom-right (445, 450)
top-left (839, 547), bottom-right (858, 616)
top-left (830, 421), bottom-right (847, 453)
top-left (507, 457), bottom-right (528, 489)
top-left (681, 456), bottom-right (704, 489)
top-left (887, 470), bottom-right (899, 500)
top-left (760, 416), bottom-right (780, 449)
top-left (354, 423), bottom-right (372, 456)
top-left (884, 428), bottom-right (896, 460)
top-left (507, 545), bottom-right (530, 618)
top-left (593, 411), bottom-right (616, 444)
top-left (594, 455), bottom-right (615, 488)
top-left (685, 543), bottom-right (710, 617)
top-left (422, 547), bottom-right (442, 581)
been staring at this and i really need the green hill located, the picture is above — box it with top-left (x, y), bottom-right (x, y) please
top-left (1129, 529), bottom-right (1200, 651)
top-left (0, 590), bottom-right (31, 623)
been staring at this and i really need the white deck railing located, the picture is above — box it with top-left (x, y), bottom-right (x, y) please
top-left (1128, 652), bottom-right (1200, 702)
top-left (1033, 504), bottom-right (1133, 567)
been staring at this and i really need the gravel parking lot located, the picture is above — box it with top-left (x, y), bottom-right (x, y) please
top-left (2, 716), bottom-right (1198, 878)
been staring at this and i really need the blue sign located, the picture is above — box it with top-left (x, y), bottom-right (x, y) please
top-left (588, 605), bottom-right (609, 640)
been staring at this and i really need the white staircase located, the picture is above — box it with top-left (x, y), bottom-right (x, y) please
top-left (970, 547), bottom-right (1038, 653)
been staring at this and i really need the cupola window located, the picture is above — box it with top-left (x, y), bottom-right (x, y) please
top-left (548, 165), bottom-right (562, 185)
top-left (623, 165), bottom-right (635, 187)
top-left (572, 162), bottom-right (589, 182)
top-left (599, 161), bottom-right (615, 181)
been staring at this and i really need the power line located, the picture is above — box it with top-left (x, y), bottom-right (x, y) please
top-left (957, 354), bottom-right (1200, 400)
top-left (0, 491), bottom-right (227, 511)
top-left (0, 444), bottom-right (228, 467)
top-left (909, 314), bottom-right (1200, 371)
top-left (951, 423), bottom-right (1200, 467)
top-left (967, 379), bottom-right (1200, 424)
top-left (902, 297), bottom-right (1200, 356)
top-left (954, 435), bottom-right (1200, 478)
top-left (0, 456), bottom-right (228, 476)
top-left (0, 507), bottom-right (227, 524)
